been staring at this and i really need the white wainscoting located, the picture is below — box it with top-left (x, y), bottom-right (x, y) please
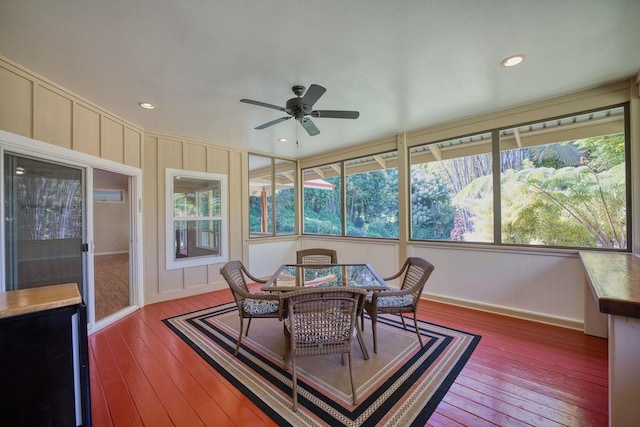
top-left (408, 245), bottom-right (584, 329)
top-left (248, 239), bottom-right (299, 278)
top-left (299, 238), bottom-right (400, 276)
top-left (249, 238), bottom-right (585, 329)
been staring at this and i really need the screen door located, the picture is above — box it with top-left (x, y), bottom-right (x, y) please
top-left (4, 154), bottom-right (85, 294)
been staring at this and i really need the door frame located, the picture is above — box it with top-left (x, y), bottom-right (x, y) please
top-left (0, 129), bottom-right (143, 332)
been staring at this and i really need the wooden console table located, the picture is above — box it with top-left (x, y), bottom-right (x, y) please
top-left (580, 251), bottom-right (640, 427)
top-left (0, 283), bottom-right (91, 426)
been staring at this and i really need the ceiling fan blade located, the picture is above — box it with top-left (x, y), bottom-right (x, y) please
top-left (300, 84), bottom-right (326, 107)
top-left (240, 98), bottom-right (286, 112)
top-left (255, 116), bottom-right (291, 129)
top-left (300, 117), bottom-right (320, 136)
top-left (311, 110), bottom-right (360, 119)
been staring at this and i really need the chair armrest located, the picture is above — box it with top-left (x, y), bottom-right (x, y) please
top-left (242, 267), bottom-right (268, 284)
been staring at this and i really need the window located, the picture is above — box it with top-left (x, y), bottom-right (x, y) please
top-left (409, 105), bottom-right (629, 250)
top-left (345, 154), bottom-right (398, 238)
top-left (499, 106), bottom-right (627, 249)
top-left (410, 133), bottom-right (493, 242)
top-left (166, 169), bottom-right (227, 269)
top-left (249, 155), bottom-right (296, 238)
top-left (93, 189), bottom-right (124, 203)
top-left (302, 151), bottom-right (399, 239)
top-left (302, 162), bottom-right (342, 236)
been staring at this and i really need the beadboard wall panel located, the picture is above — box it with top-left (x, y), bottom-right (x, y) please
top-left (73, 103), bottom-right (101, 157)
top-left (0, 65), bottom-right (32, 137)
top-left (408, 245), bottom-right (584, 329)
top-left (101, 116), bottom-right (125, 163)
top-left (124, 127), bottom-right (141, 168)
top-left (0, 56), bottom-right (143, 164)
top-left (142, 134), bottom-right (243, 303)
top-left (34, 84), bottom-right (72, 148)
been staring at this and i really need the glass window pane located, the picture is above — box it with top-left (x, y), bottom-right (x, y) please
top-left (173, 176), bottom-right (221, 218)
top-left (173, 220), bottom-right (221, 259)
top-left (499, 106), bottom-right (627, 249)
top-left (345, 153), bottom-right (398, 238)
top-left (410, 132), bottom-right (493, 242)
top-left (302, 163), bottom-right (342, 236)
top-left (249, 154), bottom-right (273, 237)
top-left (274, 158), bottom-right (296, 235)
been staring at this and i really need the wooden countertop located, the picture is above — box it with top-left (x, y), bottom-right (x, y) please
top-left (0, 283), bottom-right (82, 320)
top-left (580, 251), bottom-right (640, 318)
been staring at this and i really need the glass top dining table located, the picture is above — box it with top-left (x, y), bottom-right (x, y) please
top-left (261, 263), bottom-right (388, 291)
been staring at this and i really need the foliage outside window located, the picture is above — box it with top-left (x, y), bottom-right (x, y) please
top-left (303, 152), bottom-right (399, 239)
top-left (249, 155), bottom-right (296, 238)
top-left (166, 169), bottom-right (227, 269)
top-left (409, 105), bottom-right (629, 250)
top-left (410, 133), bottom-right (493, 242)
top-left (345, 155), bottom-right (399, 238)
top-left (302, 162), bottom-right (342, 236)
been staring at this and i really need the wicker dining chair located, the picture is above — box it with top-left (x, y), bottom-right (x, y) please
top-left (296, 248), bottom-right (338, 265)
top-left (362, 257), bottom-right (435, 353)
top-left (220, 260), bottom-right (283, 356)
top-left (283, 287), bottom-right (367, 411)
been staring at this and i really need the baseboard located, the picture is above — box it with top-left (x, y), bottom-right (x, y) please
top-left (145, 281), bottom-right (228, 305)
top-left (424, 293), bottom-right (584, 331)
top-left (95, 251), bottom-right (129, 256)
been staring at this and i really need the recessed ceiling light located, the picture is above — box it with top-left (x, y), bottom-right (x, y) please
top-left (138, 101), bottom-right (156, 110)
top-left (278, 137), bottom-right (288, 142)
top-left (500, 54), bottom-right (525, 67)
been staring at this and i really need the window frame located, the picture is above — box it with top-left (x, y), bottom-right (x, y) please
top-left (165, 168), bottom-right (228, 269)
top-left (248, 154), bottom-right (297, 238)
top-left (407, 103), bottom-right (631, 251)
top-left (302, 150), bottom-right (400, 240)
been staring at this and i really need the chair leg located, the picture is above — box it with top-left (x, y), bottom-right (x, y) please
top-left (235, 317), bottom-right (244, 356)
top-left (283, 324), bottom-right (291, 369)
top-left (355, 327), bottom-right (370, 360)
top-left (292, 357), bottom-right (299, 412)
top-left (413, 315), bottom-right (424, 347)
top-left (400, 314), bottom-right (408, 330)
top-left (371, 313), bottom-right (378, 354)
top-left (245, 317), bottom-right (253, 336)
top-left (348, 351), bottom-right (357, 405)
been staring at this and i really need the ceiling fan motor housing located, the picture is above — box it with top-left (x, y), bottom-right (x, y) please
top-left (285, 97), bottom-right (312, 120)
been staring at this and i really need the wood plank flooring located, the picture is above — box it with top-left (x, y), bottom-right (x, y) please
top-left (88, 289), bottom-right (608, 426)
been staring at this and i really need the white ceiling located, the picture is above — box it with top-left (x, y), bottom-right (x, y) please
top-left (1, 0), bottom-right (639, 159)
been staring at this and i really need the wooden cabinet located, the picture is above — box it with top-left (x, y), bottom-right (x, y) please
top-left (0, 283), bottom-right (91, 426)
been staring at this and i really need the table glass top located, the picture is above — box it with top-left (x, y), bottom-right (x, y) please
top-left (265, 264), bottom-right (386, 289)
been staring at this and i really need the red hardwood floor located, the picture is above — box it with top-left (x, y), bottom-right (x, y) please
top-left (88, 288), bottom-right (608, 426)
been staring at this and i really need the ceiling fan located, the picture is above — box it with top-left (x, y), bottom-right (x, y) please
top-left (240, 84), bottom-right (359, 136)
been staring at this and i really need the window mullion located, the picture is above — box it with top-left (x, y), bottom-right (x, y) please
top-left (492, 129), bottom-right (501, 244)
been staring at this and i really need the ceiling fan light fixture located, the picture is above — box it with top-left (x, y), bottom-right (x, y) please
top-left (138, 101), bottom-right (156, 110)
top-left (500, 54), bottom-right (525, 67)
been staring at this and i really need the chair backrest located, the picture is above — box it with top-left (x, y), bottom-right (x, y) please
top-left (220, 260), bottom-right (250, 306)
top-left (398, 257), bottom-right (435, 302)
top-left (286, 288), bottom-right (366, 356)
top-left (296, 248), bottom-right (338, 265)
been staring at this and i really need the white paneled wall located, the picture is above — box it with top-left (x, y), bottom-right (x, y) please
top-left (248, 239), bottom-right (299, 278)
top-left (410, 246), bottom-right (585, 328)
top-left (300, 239), bottom-right (399, 275)
top-left (271, 239), bottom-right (587, 329)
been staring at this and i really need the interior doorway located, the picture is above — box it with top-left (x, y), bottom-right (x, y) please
top-left (92, 169), bottom-right (132, 321)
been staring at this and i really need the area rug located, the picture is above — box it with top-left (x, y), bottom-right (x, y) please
top-left (163, 302), bottom-right (480, 426)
